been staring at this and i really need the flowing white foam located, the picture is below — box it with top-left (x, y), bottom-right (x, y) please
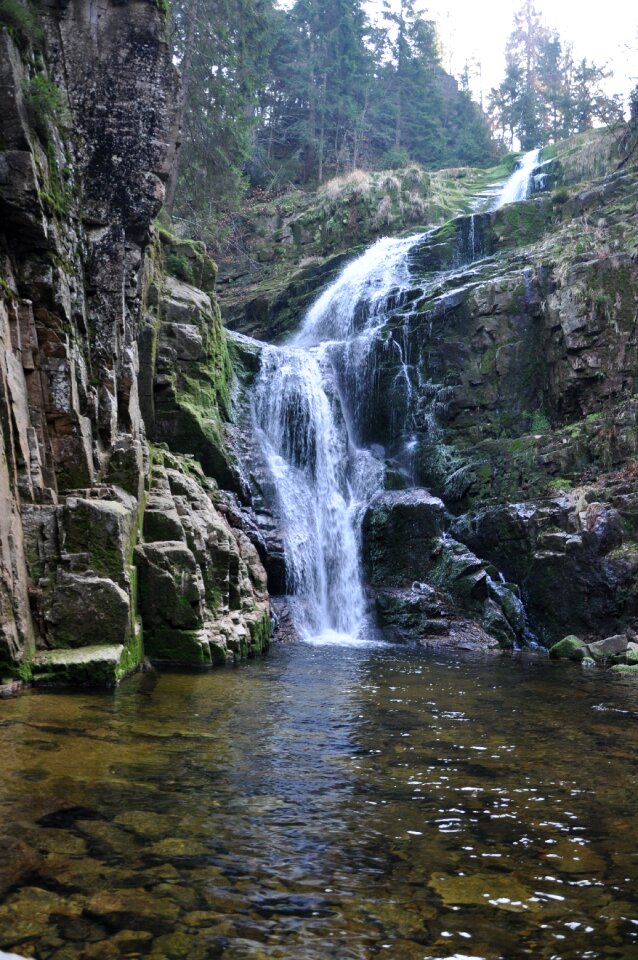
top-left (252, 234), bottom-right (424, 641)
top-left (296, 234), bottom-right (424, 346)
top-left (493, 148), bottom-right (540, 209)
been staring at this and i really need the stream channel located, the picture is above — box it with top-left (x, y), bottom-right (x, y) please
top-left (1, 644), bottom-right (638, 959)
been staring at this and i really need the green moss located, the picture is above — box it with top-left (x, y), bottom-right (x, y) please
top-left (0, 277), bottom-right (16, 301)
top-left (493, 196), bottom-right (554, 247)
top-left (0, 649), bottom-right (33, 683)
top-left (38, 141), bottom-right (72, 217)
top-left (31, 646), bottom-right (134, 688)
top-left (116, 623), bottom-right (144, 681)
top-left (549, 635), bottom-right (587, 660)
top-left (0, 0), bottom-right (41, 44)
top-left (158, 229), bottom-right (218, 294)
top-left (165, 252), bottom-right (195, 285)
top-left (24, 74), bottom-right (70, 138)
top-left (248, 612), bottom-right (271, 656)
top-left (145, 627), bottom-right (214, 666)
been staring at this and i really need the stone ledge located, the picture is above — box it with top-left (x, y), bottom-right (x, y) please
top-left (32, 644), bottom-right (129, 688)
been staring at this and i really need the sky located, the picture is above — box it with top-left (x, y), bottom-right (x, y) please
top-left (369, 0), bottom-right (637, 109)
top-left (427, 0), bottom-right (636, 106)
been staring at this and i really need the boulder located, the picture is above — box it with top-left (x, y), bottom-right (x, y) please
top-left (31, 644), bottom-right (132, 687)
top-left (587, 634), bottom-right (628, 661)
top-left (62, 497), bottom-right (136, 585)
top-left (362, 488), bottom-right (445, 586)
top-left (44, 573), bottom-right (131, 649)
top-left (373, 586), bottom-right (448, 643)
top-left (135, 541), bottom-right (204, 631)
top-left (549, 635), bottom-right (587, 661)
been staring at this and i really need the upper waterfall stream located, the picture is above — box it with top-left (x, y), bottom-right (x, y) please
top-left (251, 152), bottom-right (541, 644)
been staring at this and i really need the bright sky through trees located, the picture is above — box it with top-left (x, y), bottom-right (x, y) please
top-left (431, 0), bottom-right (635, 105)
top-left (370, 0), bottom-right (636, 108)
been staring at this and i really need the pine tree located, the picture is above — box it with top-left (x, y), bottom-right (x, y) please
top-left (168, 0), bottom-right (274, 238)
top-left (489, 0), bottom-right (621, 149)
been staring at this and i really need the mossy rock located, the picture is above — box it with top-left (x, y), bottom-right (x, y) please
top-left (248, 611), bottom-right (271, 655)
top-left (144, 627), bottom-right (225, 666)
top-left (549, 635), bottom-right (587, 661)
top-left (31, 644), bottom-right (136, 688)
top-left (159, 230), bottom-right (218, 294)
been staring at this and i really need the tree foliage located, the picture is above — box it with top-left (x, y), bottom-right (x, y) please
top-left (489, 0), bottom-right (624, 149)
top-left (165, 0), bottom-right (499, 240)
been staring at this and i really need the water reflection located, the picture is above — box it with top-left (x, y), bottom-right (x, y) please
top-left (0, 646), bottom-right (638, 959)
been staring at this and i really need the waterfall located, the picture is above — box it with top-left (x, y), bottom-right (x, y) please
top-left (251, 235), bottom-right (422, 642)
top-left (252, 154), bottom-right (545, 643)
top-left (493, 148), bottom-right (540, 208)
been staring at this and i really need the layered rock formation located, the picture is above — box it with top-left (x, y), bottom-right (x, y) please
top-left (0, 1), bottom-right (269, 688)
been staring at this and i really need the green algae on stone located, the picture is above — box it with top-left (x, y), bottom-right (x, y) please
top-left (144, 627), bottom-right (221, 666)
top-left (549, 635), bottom-right (587, 661)
top-left (31, 644), bottom-right (134, 688)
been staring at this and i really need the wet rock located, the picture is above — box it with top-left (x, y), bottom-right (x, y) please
top-left (152, 932), bottom-right (198, 960)
top-left (61, 497), bottom-right (137, 586)
top-left (372, 586), bottom-right (449, 642)
top-left (429, 871), bottom-right (537, 911)
top-left (43, 573), bottom-right (131, 650)
top-left (587, 634), bottom-right (628, 661)
top-left (136, 456), bottom-right (270, 665)
top-left (362, 488), bottom-right (445, 586)
top-left (86, 889), bottom-right (180, 931)
top-left (626, 642), bottom-right (638, 665)
top-left (0, 836), bottom-right (40, 896)
top-left (135, 541), bottom-right (204, 632)
top-left (549, 635), bottom-right (587, 661)
top-left (31, 645), bottom-right (131, 688)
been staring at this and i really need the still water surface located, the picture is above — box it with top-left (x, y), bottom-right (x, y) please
top-left (1, 642), bottom-right (638, 960)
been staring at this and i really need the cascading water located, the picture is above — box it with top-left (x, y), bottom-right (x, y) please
top-left (252, 235), bottom-right (422, 642)
top-left (493, 147), bottom-right (540, 208)
top-left (251, 155), bottom-right (543, 643)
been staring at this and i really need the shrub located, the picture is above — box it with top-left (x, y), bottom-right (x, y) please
top-left (24, 74), bottom-right (69, 136)
top-left (552, 187), bottom-right (569, 204)
top-left (0, 0), bottom-right (40, 41)
top-left (380, 146), bottom-right (411, 170)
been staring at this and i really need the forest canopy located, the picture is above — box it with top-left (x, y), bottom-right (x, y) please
top-left (166, 0), bottom-right (632, 243)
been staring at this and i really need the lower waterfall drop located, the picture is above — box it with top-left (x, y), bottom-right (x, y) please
top-left (251, 235), bottom-right (423, 642)
top-left (252, 153), bottom-right (544, 643)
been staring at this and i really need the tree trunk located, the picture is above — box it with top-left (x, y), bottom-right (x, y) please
top-left (318, 71), bottom-right (327, 182)
top-left (165, 0), bottom-right (198, 219)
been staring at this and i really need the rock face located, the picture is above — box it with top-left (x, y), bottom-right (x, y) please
top-left (136, 454), bottom-right (269, 667)
top-left (362, 489), bottom-right (524, 648)
top-left (350, 161), bottom-right (638, 648)
top-left (0, 4), bottom-right (270, 686)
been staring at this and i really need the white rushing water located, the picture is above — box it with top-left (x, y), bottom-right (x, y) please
top-left (252, 235), bottom-right (423, 643)
top-left (252, 156), bottom-right (542, 644)
top-left (493, 148), bottom-right (540, 208)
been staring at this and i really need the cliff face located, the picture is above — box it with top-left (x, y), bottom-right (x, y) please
top-left (353, 166), bottom-right (638, 649)
top-left (0, 1), bottom-right (269, 688)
